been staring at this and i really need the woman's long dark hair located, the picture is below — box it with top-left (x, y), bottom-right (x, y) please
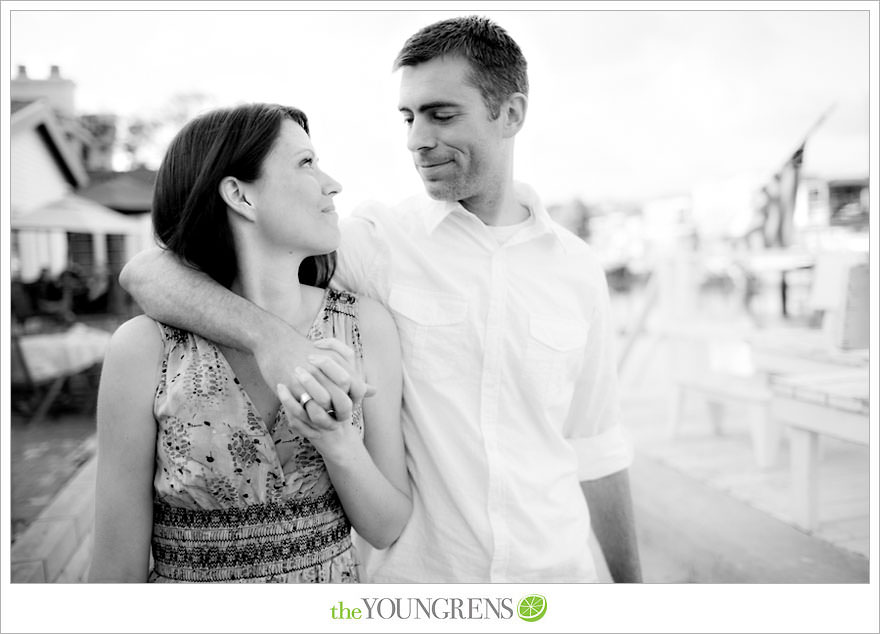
top-left (151, 103), bottom-right (336, 289)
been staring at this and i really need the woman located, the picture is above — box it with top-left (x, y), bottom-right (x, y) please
top-left (88, 103), bottom-right (411, 582)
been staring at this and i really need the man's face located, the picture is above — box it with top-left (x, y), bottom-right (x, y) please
top-left (398, 55), bottom-right (507, 206)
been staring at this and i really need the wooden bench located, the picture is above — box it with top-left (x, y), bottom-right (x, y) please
top-left (668, 325), bottom-right (869, 472)
top-left (668, 372), bottom-right (779, 469)
top-left (663, 332), bottom-right (785, 470)
top-left (769, 370), bottom-right (869, 532)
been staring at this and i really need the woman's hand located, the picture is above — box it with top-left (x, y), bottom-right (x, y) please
top-left (255, 335), bottom-right (374, 421)
top-left (276, 341), bottom-right (366, 463)
top-left (277, 382), bottom-right (359, 465)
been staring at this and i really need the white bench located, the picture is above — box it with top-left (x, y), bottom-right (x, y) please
top-left (664, 334), bottom-right (783, 469)
top-left (668, 372), bottom-right (778, 469)
top-left (769, 369), bottom-right (869, 532)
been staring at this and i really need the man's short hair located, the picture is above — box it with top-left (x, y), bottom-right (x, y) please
top-left (393, 15), bottom-right (529, 119)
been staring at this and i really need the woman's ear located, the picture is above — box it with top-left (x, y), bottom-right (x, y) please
top-left (219, 176), bottom-right (256, 221)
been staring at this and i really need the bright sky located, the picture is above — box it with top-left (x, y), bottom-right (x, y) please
top-left (6, 2), bottom-right (872, 211)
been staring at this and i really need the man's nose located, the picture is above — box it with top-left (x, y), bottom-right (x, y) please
top-left (407, 118), bottom-right (437, 153)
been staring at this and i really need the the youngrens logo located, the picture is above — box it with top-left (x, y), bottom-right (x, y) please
top-left (330, 594), bottom-right (548, 622)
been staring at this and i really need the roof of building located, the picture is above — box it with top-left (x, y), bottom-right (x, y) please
top-left (10, 98), bottom-right (88, 189)
top-left (11, 100), bottom-right (34, 115)
top-left (80, 167), bottom-right (157, 214)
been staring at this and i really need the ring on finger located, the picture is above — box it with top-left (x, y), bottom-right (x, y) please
top-left (299, 392), bottom-right (313, 408)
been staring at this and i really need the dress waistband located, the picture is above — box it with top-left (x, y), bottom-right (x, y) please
top-left (151, 491), bottom-right (352, 582)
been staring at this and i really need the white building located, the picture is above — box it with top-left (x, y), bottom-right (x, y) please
top-left (11, 66), bottom-right (144, 284)
top-left (10, 98), bottom-right (88, 281)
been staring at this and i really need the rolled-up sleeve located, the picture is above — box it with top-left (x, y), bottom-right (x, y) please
top-left (569, 426), bottom-right (634, 481)
top-left (563, 258), bottom-right (634, 481)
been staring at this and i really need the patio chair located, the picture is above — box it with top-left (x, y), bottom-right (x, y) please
top-left (10, 332), bottom-right (69, 424)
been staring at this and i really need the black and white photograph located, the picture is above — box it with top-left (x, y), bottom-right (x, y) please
top-left (2, 2), bottom-right (877, 633)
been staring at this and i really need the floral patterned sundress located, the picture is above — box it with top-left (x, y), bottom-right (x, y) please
top-left (148, 288), bottom-right (363, 583)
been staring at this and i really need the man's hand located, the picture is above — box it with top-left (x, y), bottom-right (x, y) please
top-left (255, 334), bottom-right (374, 433)
top-left (277, 367), bottom-right (357, 463)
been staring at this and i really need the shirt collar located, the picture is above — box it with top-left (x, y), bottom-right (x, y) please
top-left (421, 198), bottom-right (462, 235)
top-left (420, 182), bottom-right (570, 253)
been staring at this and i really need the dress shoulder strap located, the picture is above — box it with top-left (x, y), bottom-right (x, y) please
top-left (155, 322), bottom-right (192, 347)
top-left (316, 289), bottom-right (364, 367)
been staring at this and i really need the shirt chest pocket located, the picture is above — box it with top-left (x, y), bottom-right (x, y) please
top-left (388, 285), bottom-right (470, 382)
top-left (523, 315), bottom-right (590, 410)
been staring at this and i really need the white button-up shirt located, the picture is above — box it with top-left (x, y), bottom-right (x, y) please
top-left (333, 183), bottom-right (633, 583)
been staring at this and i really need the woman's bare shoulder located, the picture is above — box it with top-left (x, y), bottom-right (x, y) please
top-left (106, 315), bottom-right (163, 359)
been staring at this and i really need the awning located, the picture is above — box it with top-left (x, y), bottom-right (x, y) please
top-left (12, 194), bottom-right (141, 234)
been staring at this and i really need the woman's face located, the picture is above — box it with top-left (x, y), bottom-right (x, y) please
top-left (244, 119), bottom-right (342, 256)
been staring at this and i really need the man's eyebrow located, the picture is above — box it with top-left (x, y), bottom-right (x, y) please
top-left (398, 101), bottom-right (461, 113)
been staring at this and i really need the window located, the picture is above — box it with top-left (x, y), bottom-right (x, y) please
top-left (67, 232), bottom-right (94, 270)
top-left (105, 234), bottom-right (126, 273)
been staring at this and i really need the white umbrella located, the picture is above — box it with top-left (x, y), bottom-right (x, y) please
top-left (12, 194), bottom-right (140, 234)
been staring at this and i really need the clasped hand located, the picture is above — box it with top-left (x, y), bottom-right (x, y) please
top-left (275, 338), bottom-right (368, 460)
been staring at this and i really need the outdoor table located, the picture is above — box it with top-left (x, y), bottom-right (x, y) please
top-left (17, 322), bottom-right (112, 383)
top-left (749, 326), bottom-right (868, 373)
top-left (769, 369), bottom-right (869, 532)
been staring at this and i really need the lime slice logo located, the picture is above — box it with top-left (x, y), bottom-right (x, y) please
top-left (517, 594), bottom-right (547, 622)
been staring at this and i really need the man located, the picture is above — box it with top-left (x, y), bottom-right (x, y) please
top-left (121, 15), bottom-right (642, 583)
